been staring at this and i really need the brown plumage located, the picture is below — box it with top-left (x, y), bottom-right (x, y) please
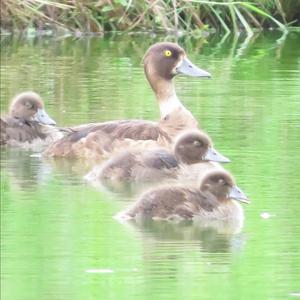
top-left (119, 169), bottom-right (249, 221)
top-left (87, 130), bottom-right (230, 184)
top-left (44, 42), bottom-right (211, 160)
top-left (1, 92), bottom-right (61, 148)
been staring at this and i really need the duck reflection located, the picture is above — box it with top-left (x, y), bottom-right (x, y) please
top-left (127, 219), bottom-right (247, 287)
top-left (121, 217), bottom-right (245, 254)
top-left (0, 148), bottom-right (53, 189)
top-left (0, 148), bottom-right (84, 189)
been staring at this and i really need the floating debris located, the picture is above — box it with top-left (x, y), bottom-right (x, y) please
top-left (30, 153), bottom-right (42, 158)
top-left (260, 212), bottom-right (271, 219)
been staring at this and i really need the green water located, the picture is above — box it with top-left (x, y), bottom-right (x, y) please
top-left (1, 32), bottom-right (300, 300)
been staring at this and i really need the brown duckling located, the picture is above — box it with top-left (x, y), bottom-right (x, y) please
top-left (44, 42), bottom-right (211, 159)
top-left (88, 130), bottom-right (229, 185)
top-left (0, 91), bottom-right (61, 148)
top-left (118, 169), bottom-right (249, 221)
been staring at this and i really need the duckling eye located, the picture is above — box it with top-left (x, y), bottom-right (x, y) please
top-left (218, 179), bottom-right (225, 185)
top-left (193, 140), bottom-right (202, 147)
top-left (164, 50), bottom-right (172, 57)
top-left (25, 101), bottom-right (33, 109)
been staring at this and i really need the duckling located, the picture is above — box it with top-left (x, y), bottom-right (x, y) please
top-left (0, 92), bottom-right (62, 148)
top-left (88, 130), bottom-right (229, 185)
top-left (118, 169), bottom-right (249, 221)
top-left (44, 42), bottom-right (211, 159)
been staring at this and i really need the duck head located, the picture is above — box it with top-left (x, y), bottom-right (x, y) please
top-left (9, 92), bottom-right (56, 125)
top-left (143, 42), bottom-right (211, 117)
top-left (144, 42), bottom-right (211, 82)
top-left (199, 169), bottom-right (249, 204)
top-left (174, 130), bottom-right (230, 165)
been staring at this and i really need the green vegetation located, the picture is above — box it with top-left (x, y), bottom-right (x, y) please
top-left (1, 1), bottom-right (300, 35)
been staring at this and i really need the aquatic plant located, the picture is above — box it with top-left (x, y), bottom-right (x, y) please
top-left (1, 0), bottom-right (299, 34)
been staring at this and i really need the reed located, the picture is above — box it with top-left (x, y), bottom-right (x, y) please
top-left (1, 0), bottom-right (299, 34)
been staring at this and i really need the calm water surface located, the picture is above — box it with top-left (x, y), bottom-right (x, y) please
top-left (1, 32), bottom-right (300, 300)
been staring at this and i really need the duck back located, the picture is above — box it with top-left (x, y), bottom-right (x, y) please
top-left (45, 120), bottom-right (172, 159)
top-left (124, 187), bottom-right (219, 220)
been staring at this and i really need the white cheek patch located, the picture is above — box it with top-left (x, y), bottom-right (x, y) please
top-left (173, 57), bottom-right (184, 74)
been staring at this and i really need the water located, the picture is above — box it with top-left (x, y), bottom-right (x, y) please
top-left (1, 32), bottom-right (300, 300)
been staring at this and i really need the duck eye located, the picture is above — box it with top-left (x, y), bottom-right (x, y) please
top-left (218, 179), bottom-right (225, 185)
top-left (164, 50), bottom-right (172, 57)
top-left (25, 101), bottom-right (33, 109)
top-left (193, 140), bottom-right (201, 147)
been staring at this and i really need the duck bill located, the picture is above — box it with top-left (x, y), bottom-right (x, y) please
top-left (229, 185), bottom-right (250, 204)
top-left (33, 108), bottom-right (56, 125)
top-left (175, 56), bottom-right (211, 78)
top-left (203, 147), bottom-right (231, 163)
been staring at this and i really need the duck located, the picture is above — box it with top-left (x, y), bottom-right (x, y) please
top-left (117, 169), bottom-right (249, 221)
top-left (44, 42), bottom-right (211, 160)
top-left (87, 130), bottom-right (230, 185)
top-left (0, 91), bottom-right (62, 148)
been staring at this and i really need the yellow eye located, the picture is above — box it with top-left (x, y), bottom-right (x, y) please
top-left (164, 50), bottom-right (172, 57)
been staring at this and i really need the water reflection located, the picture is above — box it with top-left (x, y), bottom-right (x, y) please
top-left (85, 170), bottom-right (176, 198)
top-left (122, 218), bottom-right (245, 254)
top-left (0, 149), bottom-right (86, 189)
top-left (0, 149), bottom-right (52, 189)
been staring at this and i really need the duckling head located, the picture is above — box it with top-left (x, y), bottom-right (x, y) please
top-left (199, 169), bottom-right (249, 204)
top-left (174, 130), bottom-right (230, 165)
top-left (9, 91), bottom-right (56, 125)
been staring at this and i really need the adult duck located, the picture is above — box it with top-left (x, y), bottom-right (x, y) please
top-left (0, 91), bottom-right (62, 149)
top-left (118, 169), bottom-right (249, 221)
top-left (87, 130), bottom-right (229, 185)
top-left (44, 42), bottom-right (211, 159)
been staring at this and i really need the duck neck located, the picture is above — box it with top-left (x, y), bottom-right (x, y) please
top-left (159, 95), bottom-right (186, 119)
top-left (157, 84), bottom-right (184, 119)
top-left (146, 71), bottom-right (198, 137)
top-left (156, 85), bottom-right (198, 140)
top-left (148, 76), bottom-right (185, 118)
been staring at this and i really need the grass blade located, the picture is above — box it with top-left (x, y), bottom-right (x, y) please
top-left (210, 5), bottom-right (231, 33)
top-left (233, 5), bottom-right (253, 35)
top-left (239, 2), bottom-right (286, 30)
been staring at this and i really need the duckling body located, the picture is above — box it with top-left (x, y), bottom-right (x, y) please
top-left (44, 42), bottom-right (210, 160)
top-left (1, 92), bottom-right (62, 149)
top-left (119, 169), bottom-right (249, 221)
top-left (89, 130), bottom-right (229, 185)
top-left (98, 148), bottom-right (178, 183)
